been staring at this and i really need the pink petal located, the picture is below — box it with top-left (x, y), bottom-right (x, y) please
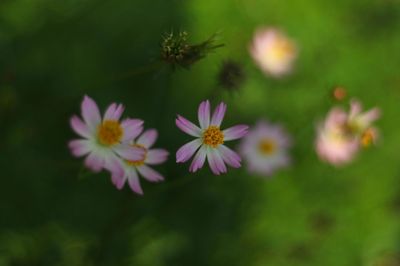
top-left (210, 102), bottom-right (227, 126)
top-left (207, 148), bottom-right (227, 175)
top-left (81, 95), bottom-right (101, 131)
top-left (315, 132), bottom-right (359, 166)
top-left (218, 145), bottom-right (241, 168)
top-left (104, 155), bottom-right (124, 180)
top-left (104, 103), bottom-right (125, 121)
top-left (198, 100), bottom-right (210, 129)
top-left (189, 145), bottom-right (207, 173)
top-left (70, 115), bottom-right (91, 138)
top-left (137, 165), bottom-right (164, 182)
top-left (146, 149), bottom-right (169, 165)
top-left (362, 108), bottom-right (381, 124)
top-left (84, 153), bottom-right (104, 172)
top-left (68, 139), bottom-right (91, 157)
top-left (127, 170), bottom-right (143, 195)
top-left (104, 103), bottom-right (117, 120)
top-left (137, 129), bottom-right (158, 148)
top-left (113, 144), bottom-right (145, 161)
top-left (223, 125), bottom-right (249, 141)
top-left (111, 173), bottom-right (127, 190)
top-left (121, 118), bottom-right (144, 142)
top-left (176, 139), bottom-right (202, 163)
top-left (326, 108), bottom-right (347, 129)
top-left (349, 99), bottom-right (362, 118)
top-left (113, 104), bottom-right (125, 121)
top-left (176, 115), bottom-right (202, 137)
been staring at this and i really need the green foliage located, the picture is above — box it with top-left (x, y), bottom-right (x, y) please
top-left (1, 0), bottom-right (400, 265)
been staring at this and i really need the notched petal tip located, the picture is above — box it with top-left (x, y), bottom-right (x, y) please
top-left (176, 115), bottom-right (202, 137)
top-left (123, 118), bottom-right (143, 126)
top-left (146, 149), bottom-right (169, 165)
top-left (210, 102), bottom-right (227, 126)
top-left (70, 115), bottom-right (91, 138)
top-left (112, 175), bottom-right (125, 190)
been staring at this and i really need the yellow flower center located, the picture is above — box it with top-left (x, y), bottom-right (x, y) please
top-left (361, 128), bottom-right (375, 148)
top-left (344, 121), bottom-right (363, 135)
top-left (258, 138), bottom-right (276, 155)
top-left (97, 120), bottom-right (123, 146)
top-left (269, 39), bottom-right (295, 61)
top-left (203, 126), bottom-right (224, 148)
top-left (126, 144), bottom-right (147, 166)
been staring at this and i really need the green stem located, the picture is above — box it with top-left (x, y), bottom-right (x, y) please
top-left (91, 63), bottom-right (224, 264)
top-left (114, 61), bottom-right (164, 80)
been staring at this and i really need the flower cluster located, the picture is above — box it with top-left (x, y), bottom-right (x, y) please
top-left (68, 27), bottom-right (383, 196)
top-left (70, 97), bottom-right (250, 193)
top-left (69, 95), bottom-right (169, 195)
top-left (315, 99), bottom-right (380, 166)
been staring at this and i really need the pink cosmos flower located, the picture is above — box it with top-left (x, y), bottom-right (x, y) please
top-left (250, 27), bottom-right (297, 78)
top-left (69, 95), bottom-right (145, 177)
top-left (315, 100), bottom-right (380, 166)
top-left (176, 100), bottom-right (249, 175)
top-left (347, 99), bottom-right (380, 134)
top-left (111, 128), bottom-right (169, 195)
top-left (315, 108), bottom-right (359, 166)
top-left (239, 120), bottom-right (292, 176)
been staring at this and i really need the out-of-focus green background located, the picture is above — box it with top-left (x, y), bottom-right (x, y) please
top-left (1, 0), bottom-right (400, 265)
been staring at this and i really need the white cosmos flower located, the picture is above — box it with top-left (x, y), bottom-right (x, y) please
top-left (69, 95), bottom-right (145, 178)
top-left (175, 100), bottom-right (249, 175)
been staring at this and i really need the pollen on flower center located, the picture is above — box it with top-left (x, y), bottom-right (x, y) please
top-left (269, 40), bottom-right (294, 61)
top-left (203, 126), bottom-right (224, 148)
top-left (344, 120), bottom-right (363, 136)
top-left (361, 128), bottom-right (375, 148)
top-left (258, 138), bottom-right (276, 155)
top-left (98, 120), bottom-right (123, 146)
top-left (126, 144), bottom-right (147, 166)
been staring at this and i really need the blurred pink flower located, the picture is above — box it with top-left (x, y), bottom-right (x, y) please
top-left (250, 27), bottom-right (297, 78)
top-left (176, 100), bottom-right (249, 175)
top-left (239, 120), bottom-right (292, 176)
top-left (315, 100), bottom-right (380, 166)
top-left (111, 128), bottom-right (169, 195)
top-left (315, 108), bottom-right (359, 166)
top-left (347, 99), bottom-right (380, 134)
top-left (69, 95), bottom-right (145, 178)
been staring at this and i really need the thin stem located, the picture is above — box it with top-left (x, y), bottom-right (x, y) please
top-left (114, 61), bottom-right (164, 81)
top-left (91, 63), bottom-right (223, 263)
top-left (92, 191), bottom-right (133, 265)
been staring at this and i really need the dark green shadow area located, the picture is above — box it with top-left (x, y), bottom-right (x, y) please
top-left (1, 0), bottom-right (400, 266)
top-left (0, 1), bottom-right (193, 265)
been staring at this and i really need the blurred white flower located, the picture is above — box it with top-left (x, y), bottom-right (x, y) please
top-left (239, 120), bottom-right (292, 176)
top-left (250, 27), bottom-right (297, 78)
